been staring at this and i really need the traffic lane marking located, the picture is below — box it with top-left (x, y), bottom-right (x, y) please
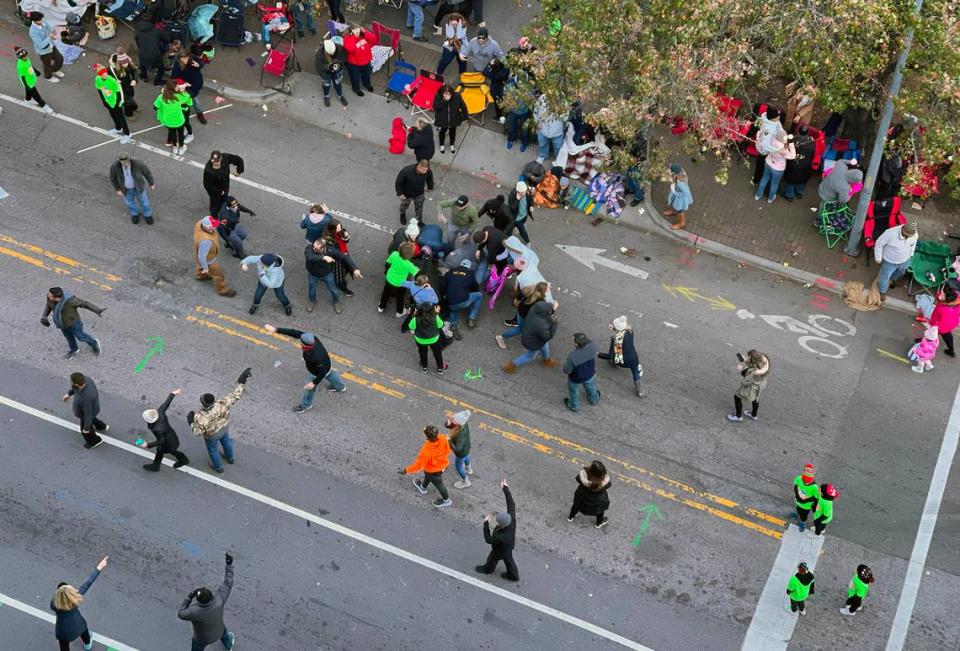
top-left (74, 103), bottom-right (234, 154)
top-left (0, 243), bottom-right (113, 291)
top-left (0, 394), bottom-right (653, 651)
top-left (0, 590), bottom-right (140, 651)
top-left (0, 232), bottom-right (121, 282)
top-left (476, 422), bottom-right (783, 540)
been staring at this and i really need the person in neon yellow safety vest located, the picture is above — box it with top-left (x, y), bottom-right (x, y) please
top-left (94, 63), bottom-right (130, 143)
top-left (785, 561), bottom-right (815, 616)
top-left (792, 463), bottom-right (820, 532)
top-left (840, 564), bottom-right (874, 615)
top-left (813, 483), bottom-right (838, 536)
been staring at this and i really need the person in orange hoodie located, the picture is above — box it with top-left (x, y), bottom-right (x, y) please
top-left (399, 425), bottom-right (452, 508)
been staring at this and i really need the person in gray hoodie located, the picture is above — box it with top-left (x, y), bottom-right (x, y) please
top-left (503, 299), bottom-right (559, 373)
top-left (458, 27), bottom-right (503, 72)
top-left (562, 332), bottom-right (599, 411)
top-left (178, 553), bottom-right (236, 650)
top-left (62, 373), bottom-right (108, 449)
top-left (818, 159), bottom-right (863, 213)
top-left (240, 253), bottom-right (292, 316)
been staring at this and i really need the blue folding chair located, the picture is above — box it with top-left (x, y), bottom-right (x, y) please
top-left (385, 59), bottom-right (416, 105)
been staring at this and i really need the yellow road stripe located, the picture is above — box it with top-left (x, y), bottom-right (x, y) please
top-left (476, 423), bottom-right (782, 540)
top-left (369, 367), bottom-right (785, 533)
top-left (184, 315), bottom-right (280, 350)
top-left (0, 233), bottom-right (122, 281)
top-left (340, 372), bottom-right (406, 399)
top-left (0, 244), bottom-right (113, 291)
top-left (876, 348), bottom-right (911, 365)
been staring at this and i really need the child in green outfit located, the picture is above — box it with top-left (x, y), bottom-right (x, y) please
top-left (154, 79), bottom-right (187, 155)
top-left (408, 303), bottom-right (447, 374)
top-left (379, 241), bottom-right (419, 316)
top-left (786, 562), bottom-right (815, 616)
top-left (840, 564), bottom-right (874, 615)
top-left (15, 48), bottom-right (53, 113)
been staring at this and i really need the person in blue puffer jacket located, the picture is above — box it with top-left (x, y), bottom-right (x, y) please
top-left (240, 253), bottom-right (292, 316)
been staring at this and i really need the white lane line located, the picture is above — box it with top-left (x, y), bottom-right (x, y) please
top-left (885, 381), bottom-right (960, 650)
top-left (741, 524), bottom-right (824, 650)
top-left (0, 394), bottom-right (652, 651)
top-left (0, 93), bottom-right (391, 235)
top-left (75, 103), bottom-right (235, 154)
top-left (0, 591), bottom-right (139, 651)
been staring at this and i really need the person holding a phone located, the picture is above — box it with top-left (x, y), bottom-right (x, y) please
top-left (727, 350), bottom-right (770, 422)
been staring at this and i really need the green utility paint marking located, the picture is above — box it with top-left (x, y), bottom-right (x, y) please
top-left (134, 336), bottom-right (164, 373)
top-left (464, 367), bottom-right (482, 380)
top-left (632, 503), bottom-right (664, 546)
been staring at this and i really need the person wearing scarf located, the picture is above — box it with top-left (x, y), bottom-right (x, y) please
top-left (597, 315), bottom-right (643, 397)
top-left (41, 287), bottom-right (105, 358)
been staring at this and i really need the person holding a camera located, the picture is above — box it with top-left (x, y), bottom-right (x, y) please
top-left (727, 350), bottom-right (770, 422)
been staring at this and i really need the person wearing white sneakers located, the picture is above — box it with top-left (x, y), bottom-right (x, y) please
top-left (839, 564), bottom-right (874, 616)
top-left (28, 12), bottom-right (65, 82)
top-left (15, 47), bottom-right (54, 113)
top-left (94, 63), bottom-right (131, 144)
top-left (51, 555), bottom-right (109, 651)
top-left (447, 410), bottom-right (473, 488)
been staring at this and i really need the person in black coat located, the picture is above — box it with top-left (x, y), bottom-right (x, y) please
top-left (203, 151), bottom-right (245, 217)
top-left (479, 195), bottom-right (515, 235)
top-left (598, 315), bottom-right (644, 397)
top-left (52, 556), bottom-right (109, 651)
top-left (62, 373), bottom-right (108, 449)
top-left (171, 48), bottom-right (207, 123)
top-left (483, 57), bottom-right (509, 120)
top-left (567, 461), bottom-right (612, 528)
top-left (140, 389), bottom-right (191, 471)
top-left (433, 84), bottom-right (468, 154)
top-left (476, 479), bottom-right (519, 581)
top-left (134, 19), bottom-right (167, 85)
top-left (407, 119), bottom-right (436, 161)
top-left (781, 125), bottom-right (816, 201)
top-left (396, 160), bottom-right (434, 225)
top-left (263, 326), bottom-right (347, 412)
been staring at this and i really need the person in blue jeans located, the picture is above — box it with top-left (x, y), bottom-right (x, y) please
top-left (874, 220), bottom-right (919, 298)
top-left (503, 299), bottom-right (558, 373)
top-left (754, 137), bottom-right (795, 204)
top-left (241, 253), bottom-right (292, 316)
top-left (290, 0), bottom-right (317, 37)
top-left (264, 325), bottom-right (347, 413)
top-left (42, 287), bottom-right (104, 359)
top-left (563, 332), bottom-right (600, 411)
top-left (109, 152), bottom-right (155, 224)
top-left (496, 281), bottom-right (547, 349)
top-left (304, 237), bottom-right (361, 315)
top-left (440, 259), bottom-right (482, 332)
top-left (446, 410), bottom-right (473, 488)
top-left (406, 0), bottom-right (428, 41)
top-left (188, 369), bottom-right (252, 473)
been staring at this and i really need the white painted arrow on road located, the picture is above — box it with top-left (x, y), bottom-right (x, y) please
top-left (555, 245), bottom-right (649, 280)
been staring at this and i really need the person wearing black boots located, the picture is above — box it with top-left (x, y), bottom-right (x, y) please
top-left (139, 388), bottom-right (190, 471)
top-left (476, 479), bottom-right (519, 581)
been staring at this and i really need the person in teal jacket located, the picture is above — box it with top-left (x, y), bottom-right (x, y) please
top-left (94, 63), bottom-right (130, 143)
top-left (154, 80), bottom-right (187, 154)
top-left (379, 241), bottom-right (419, 316)
top-left (15, 47), bottom-right (53, 113)
top-left (409, 303), bottom-right (448, 373)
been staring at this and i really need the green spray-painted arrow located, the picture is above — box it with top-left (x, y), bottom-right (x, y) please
top-left (464, 367), bottom-right (483, 380)
top-left (632, 503), bottom-right (664, 546)
top-left (134, 336), bottom-right (165, 373)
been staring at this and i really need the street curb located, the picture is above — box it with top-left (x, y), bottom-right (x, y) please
top-left (637, 184), bottom-right (917, 316)
top-left (207, 80), bottom-right (280, 103)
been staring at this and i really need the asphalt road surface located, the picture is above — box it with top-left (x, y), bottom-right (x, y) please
top-left (0, 47), bottom-right (958, 651)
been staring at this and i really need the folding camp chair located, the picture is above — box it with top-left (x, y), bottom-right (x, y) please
top-left (377, 0), bottom-right (404, 11)
top-left (863, 197), bottom-right (905, 266)
top-left (404, 70), bottom-right (443, 123)
top-left (907, 241), bottom-right (956, 296)
top-left (454, 71), bottom-right (493, 126)
top-left (261, 34), bottom-right (300, 94)
top-left (370, 21), bottom-right (400, 74)
top-left (816, 201), bottom-right (852, 249)
top-left (386, 59), bottom-right (416, 105)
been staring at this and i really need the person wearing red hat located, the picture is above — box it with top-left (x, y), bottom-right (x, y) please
top-left (94, 63), bottom-right (131, 144)
top-left (812, 483), bottom-right (838, 536)
top-left (792, 464), bottom-right (820, 532)
top-left (193, 216), bottom-right (236, 296)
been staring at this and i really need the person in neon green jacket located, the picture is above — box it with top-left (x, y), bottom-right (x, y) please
top-left (174, 79), bottom-right (196, 147)
top-left (15, 47), bottom-right (53, 113)
top-left (840, 564), bottom-right (874, 615)
top-left (812, 483), bottom-right (838, 536)
top-left (409, 304), bottom-right (448, 373)
top-left (785, 561), bottom-right (815, 616)
top-left (154, 80), bottom-right (187, 155)
top-left (792, 463), bottom-right (820, 532)
top-left (94, 63), bottom-right (130, 142)
top-left (379, 241), bottom-right (419, 316)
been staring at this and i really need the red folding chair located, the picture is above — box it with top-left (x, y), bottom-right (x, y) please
top-left (261, 36), bottom-right (301, 94)
top-left (371, 21), bottom-right (401, 74)
top-left (403, 69), bottom-right (443, 123)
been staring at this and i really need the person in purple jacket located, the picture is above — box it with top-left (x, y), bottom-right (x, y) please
top-left (51, 556), bottom-right (109, 651)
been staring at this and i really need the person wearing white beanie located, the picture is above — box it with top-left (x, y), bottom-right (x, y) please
top-left (138, 389), bottom-right (190, 471)
top-left (317, 37), bottom-right (348, 107)
top-left (598, 316), bottom-right (644, 397)
top-left (446, 410), bottom-right (473, 488)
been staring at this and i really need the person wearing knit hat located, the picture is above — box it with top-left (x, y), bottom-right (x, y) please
top-left (28, 11), bottom-right (64, 81)
top-left (598, 316), bottom-right (645, 397)
top-left (94, 63), bottom-right (131, 144)
top-left (476, 479), bottom-right (519, 581)
top-left (508, 179), bottom-right (533, 244)
top-left (203, 151), bottom-right (246, 216)
top-left (812, 483), bottom-right (838, 536)
top-left (438, 194), bottom-right (478, 247)
top-left (910, 325), bottom-right (939, 373)
top-left (109, 47), bottom-right (139, 119)
top-left (791, 464), bottom-right (820, 532)
top-left (874, 217), bottom-right (919, 301)
top-left (240, 253), bottom-right (292, 316)
top-left (15, 47), bottom-right (54, 113)
top-left (446, 410), bottom-right (473, 488)
top-left (839, 564), bottom-right (875, 615)
top-left (317, 37), bottom-right (348, 107)
top-left (263, 324), bottom-right (347, 412)
top-left (173, 78), bottom-right (197, 147)
top-left (187, 368), bottom-right (251, 473)
top-left (138, 389), bottom-right (190, 472)
top-left (194, 216), bottom-right (236, 297)
top-left (663, 163), bottom-right (692, 230)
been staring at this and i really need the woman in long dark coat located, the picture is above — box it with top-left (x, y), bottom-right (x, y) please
top-left (567, 461), bottom-right (612, 528)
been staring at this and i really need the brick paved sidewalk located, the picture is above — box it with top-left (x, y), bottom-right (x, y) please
top-left (650, 131), bottom-right (960, 300)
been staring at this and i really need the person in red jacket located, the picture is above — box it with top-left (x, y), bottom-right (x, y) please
top-left (398, 425), bottom-right (452, 507)
top-left (342, 24), bottom-right (375, 97)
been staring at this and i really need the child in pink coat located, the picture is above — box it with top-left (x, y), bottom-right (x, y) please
top-left (910, 326), bottom-right (939, 373)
